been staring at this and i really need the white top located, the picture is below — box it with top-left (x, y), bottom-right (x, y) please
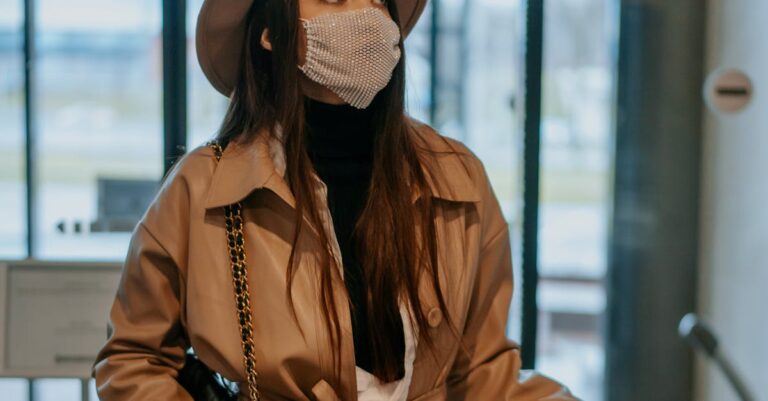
top-left (355, 301), bottom-right (419, 401)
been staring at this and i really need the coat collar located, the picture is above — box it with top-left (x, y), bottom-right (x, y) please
top-left (203, 121), bottom-right (481, 210)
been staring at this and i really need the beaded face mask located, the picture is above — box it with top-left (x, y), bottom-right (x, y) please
top-left (299, 7), bottom-right (402, 109)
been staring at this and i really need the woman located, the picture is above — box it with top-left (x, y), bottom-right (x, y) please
top-left (92, 0), bottom-right (577, 400)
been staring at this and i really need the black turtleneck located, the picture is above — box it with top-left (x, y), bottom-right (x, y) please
top-left (303, 96), bottom-right (405, 379)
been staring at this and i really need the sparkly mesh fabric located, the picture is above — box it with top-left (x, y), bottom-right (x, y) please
top-left (299, 8), bottom-right (402, 109)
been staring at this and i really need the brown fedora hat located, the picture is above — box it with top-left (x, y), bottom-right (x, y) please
top-left (195, 0), bottom-right (428, 97)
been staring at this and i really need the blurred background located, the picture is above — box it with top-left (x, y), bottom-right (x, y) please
top-left (0, 0), bottom-right (765, 400)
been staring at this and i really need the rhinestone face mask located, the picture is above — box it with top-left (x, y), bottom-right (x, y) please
top-left (299, 7), bottom-right (402, 109)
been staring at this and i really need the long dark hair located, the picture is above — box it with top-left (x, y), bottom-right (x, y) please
top-left (213, 0), bottom-right (466, 384)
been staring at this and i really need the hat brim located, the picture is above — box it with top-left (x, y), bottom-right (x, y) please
top-left (196, 0), bottom-right (428, 97)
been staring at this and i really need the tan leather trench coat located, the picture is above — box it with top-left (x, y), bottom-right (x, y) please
top-left (91, 118), bottom-right (578, 401)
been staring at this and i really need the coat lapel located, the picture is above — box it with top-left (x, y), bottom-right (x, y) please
top-left (203, 131), bottom-right (291, 210)
top-left (202, 121), bottom-right (482, 400)
top-left (202, 122), bottom-right (482, 211)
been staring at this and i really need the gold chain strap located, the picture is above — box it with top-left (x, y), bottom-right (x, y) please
top-left (207, 140), bottom-right (261, 401)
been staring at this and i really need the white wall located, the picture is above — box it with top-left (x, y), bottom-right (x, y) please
top-left (697, 1), bottom-right (768, 400)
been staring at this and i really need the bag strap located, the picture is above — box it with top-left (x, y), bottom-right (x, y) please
top-left (206, 139), bottom-right (261, 401)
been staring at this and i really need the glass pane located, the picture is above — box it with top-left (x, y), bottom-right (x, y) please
top-left (187, 0), bottom-right (229, 149)
top-left (89, 378), bottom-right (98, 401)
top-left (537, 0), bottom-right (618, 399)
top-left (0, 0), bottom-right (25, 258)
top-left (32, 378), bottom-right (79, 401)
top-left (35, 0), bottom-right (163, 260)
top-left (0, 378), bottom-right (28, 401)
top-left (404, 0), bottom-right (433, 122)
top-left (432, 0), bottom-right (525, 342)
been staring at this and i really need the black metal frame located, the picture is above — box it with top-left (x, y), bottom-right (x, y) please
top-left (428, 0), bottom-right (440, 124)
top-left (521, 0), bottom-right (544, 369)
top-left (23, 0), bottom-right (37, 396)
top-left (23, 0), bottom-right (36, 259)
top-left (162, 0), bottom-right (189, 176)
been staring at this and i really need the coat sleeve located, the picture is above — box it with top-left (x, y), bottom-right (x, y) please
top-left (91, 157), bottom-right (195, 401)
top-left (91, 223), bottom-right (193, 401)
top-left (444, 156), bottom-right (579, 401)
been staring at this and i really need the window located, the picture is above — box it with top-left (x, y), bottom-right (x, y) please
top-left (0, 378), bottom-right (27, 401)
top-left (537, 0), bottom-right (618, 399)
top-left (416, 0), bottom-right (618, 397)
top-left (187, 0), bottom-right (229, 149)
top-left (0, 0), bottom-right (24, 258)
top-left (35, 0), bottom-right (163, 260)
top-left (32, 379), bottom-right (80, 401)
top-left (403, 0), bottom-right (433, 123)
top-left (422, 0), bottom-right (526, 342)
top-left (1, 1), bottom-right (618, 400)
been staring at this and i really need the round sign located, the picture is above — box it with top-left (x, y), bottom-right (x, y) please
top-left (704, 68), bottom-right (753, 114)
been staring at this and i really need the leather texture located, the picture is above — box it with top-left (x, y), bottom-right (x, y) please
top-left (91, 117), bottom-right (579, 401)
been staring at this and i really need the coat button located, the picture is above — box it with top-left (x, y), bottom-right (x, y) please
top-left (427, 307), bottom-right (443, 327)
